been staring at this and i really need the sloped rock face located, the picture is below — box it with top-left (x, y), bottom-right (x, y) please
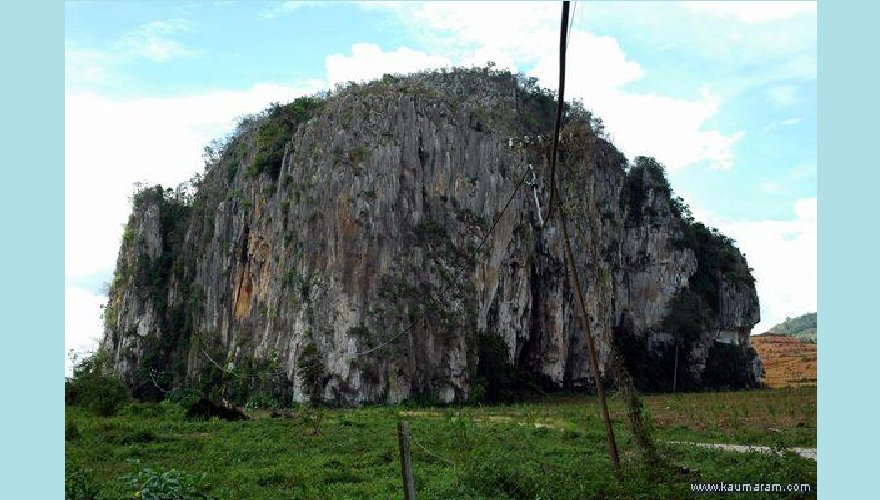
top-left (102, 68), bottom-right (760, 404)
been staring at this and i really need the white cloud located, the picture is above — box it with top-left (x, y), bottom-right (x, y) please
top-left (572, 2), bottom-right (816, 90)
top-left (759, 181), bottom-right (782, 193)
top-left (259, 1), bottom-right (324, 20)
top-left (65, 286), bottom-right (107, 376)
top-left (785, 162), bottom-right (817, 182)
top-left (65, 80), bottom-right (326, 371)
top-left (586, 90), bottom-right (744, 171)
top-left (685, 1), bottom-right (816, 24)
top-left (325, 43), bottom-right (452, 86)
top-left (530, 33), bottom-right (744, 170)
top-left (532, 31), bottom-right (645, 91)
top-left (403, 1), bottom-right (558, 68)
top-left (695, 198), bottom-right (817, 334)
top-left (354, 2), bottom-right (746, 171)
top-left (116, 19), bottom-right (197, 61)
top-left (753, 162), bottom-right (816, 195)
top-left (65, 80), bottom-right (325, 279)
top-left (65, 47), bottom-right (112, 86)
top-left (763, 116), bottom-right (803, 131)
top-left (66, 18), bottom-right (197, 87)
top-left (767, 85), bottom-right (798, 107)
top-left (65, 1), bottom-right (814, 370)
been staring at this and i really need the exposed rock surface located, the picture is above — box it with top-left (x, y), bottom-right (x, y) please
top-left (102, 68), bottom-right (761, 405)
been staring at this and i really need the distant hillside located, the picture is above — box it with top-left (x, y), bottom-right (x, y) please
top-left (751, 335), bottom-right (816, 388)
top-left (769, 312), bottom-right (816, 343)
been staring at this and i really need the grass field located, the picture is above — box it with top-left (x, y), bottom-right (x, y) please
top-left (65, 387), bottom-right (816, 499)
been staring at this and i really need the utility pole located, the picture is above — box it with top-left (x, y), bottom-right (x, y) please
top-left (557, 210), bottom-right (623, 479)
top-left (546, 1), bottom-right (623, 480)
top-left (673, 342), bottom-right (679, 393)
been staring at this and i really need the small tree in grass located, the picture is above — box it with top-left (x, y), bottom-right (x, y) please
top-left (65, 349), bottom-right (130, 417)
top-left (297, 342), bottom-right (325, 434)
top-left (297, 342), bottom-right (325, 406)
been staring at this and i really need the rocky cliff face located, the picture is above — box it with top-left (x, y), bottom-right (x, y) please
top-left (102, 68), bottom-right (760, 405)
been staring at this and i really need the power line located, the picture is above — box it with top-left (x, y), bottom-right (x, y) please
top-left (346, 164), bottom-right (533, 359)
top-left (185, 142), bottom-right (536, 385)
top-left (546, 1), bottom-right (570, 222)
top-left (198, 162), bottom-right (534, 379)
top-left (144, 5), bottom-right (569, 398)
top-left (566, 1), bottom-right (577, 52)
top-left (543, 0), bottom-right (623, 480)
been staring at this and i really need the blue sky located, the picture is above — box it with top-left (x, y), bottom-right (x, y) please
top-left (65, 1), bottom-right (817, 368)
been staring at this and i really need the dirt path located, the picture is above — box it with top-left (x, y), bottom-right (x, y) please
top-left (398, 411), bottom-right (817, 460)
top-left (670, 441), bottom-right (816, 460)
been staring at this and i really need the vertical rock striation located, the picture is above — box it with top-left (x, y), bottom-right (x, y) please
top-left (102, 68), bottom-right (761, 405)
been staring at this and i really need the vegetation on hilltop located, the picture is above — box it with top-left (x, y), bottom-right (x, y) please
top-left (104, 185), bottom-right (199, 402)
top-left (67, 65), bottom-right (799, 499)
top-left (199, 64), bottom-right (608, 187)
top-left (617, 156), bottom-right (759, 392)
top-left (100, 65), bottom-right (758, 407)
top-left (100, 65), bottom-right (617, 408)
top-left (768, 312), bottom-right (817, 343)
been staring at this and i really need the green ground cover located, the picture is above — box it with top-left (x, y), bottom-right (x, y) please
top-left (65, 387), bottom-right (816, 499)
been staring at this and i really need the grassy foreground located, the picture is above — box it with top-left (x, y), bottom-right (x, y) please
top-left (65, 387), bottom-right (816, 499)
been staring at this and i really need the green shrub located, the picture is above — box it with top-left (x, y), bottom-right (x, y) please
top-left (247, 97), bottom-right (324, 179)
top-left (474, 331), bottom-right (546, 403)
top-left (157, 400), bottom-right (189, 420)
top-left (701, 341), bottom-right (757, 390)
top-left (122, 223), bottom-right (135, 246)
top-left (674, 221), bottom-right (754, 306)
top-left (634, 156), bottom-right (671, 195)
top-left (245, 394), bottom-right (278, 410)
top-left (349, 145), bottom-right (369, 164)
top-left (297, 342), bottom-right (325, 407)
top-left (118, 402), bottom-right (167, 419)
top-left (414, 219), bottom-right (448, 245)
top-left (661, 289), bottom-right (709, 346)
top-left (166, 387), bottom-right (202, 409)
top-left (616, 327), bottom-right (680, 393)
top-left (116, 429), bottom-right (158, 446)
top-left (226, 160), bottom-right (238, 184)
top-left (65, 350), bottom-right (131, 417)
top-left (65, 466), bottom-right (100, 500)
top-left (65, 420), bottom-right (80, 441)
top-left (381, 73), bottom-right (400, 85)
top-left (769, 312), bottom-right (817, 342)
top-left (116, 401), bottom-right (186, 420)
top-left (121, 459), bottom-right (214, 500)
top-left (624, 166), bottom-right (647, 217)
top-left (623, 157), bottom-right (672, 220)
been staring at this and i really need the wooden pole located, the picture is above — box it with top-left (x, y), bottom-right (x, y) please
top-left (578, 139), bottom-right (660, 468)
top-left (557, 211), bottom-right (623, 480)
top-left (544, 0), bottom-right (622, 481)
top-left (546, 1), bottom-right (570, 221)
top-left (673, 342), bottom-right (679, 393)
top-left (397, 420), bottom-right (416, 500)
